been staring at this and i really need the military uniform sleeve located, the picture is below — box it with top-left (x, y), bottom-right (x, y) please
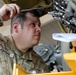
top-left (0, 33), bottom-right (13, 75)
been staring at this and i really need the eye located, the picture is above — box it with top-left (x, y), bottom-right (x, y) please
top-left (31, 23), bottom-right (36, 27)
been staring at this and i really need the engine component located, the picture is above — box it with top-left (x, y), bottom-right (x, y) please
top-left (33, 43), bottom-right (63, 71)
top-left (49, 0), bottom-right (76, 30)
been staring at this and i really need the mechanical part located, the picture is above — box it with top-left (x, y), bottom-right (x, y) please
top-left (49, 0), bottom-right (76, 30)
top-left (21, 5), bottom-right (52, 17)
top-left (33, 43), bottom-right (63, 71)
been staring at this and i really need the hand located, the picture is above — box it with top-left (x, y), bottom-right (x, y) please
top-left (0, 4), bottom-right (20, 21)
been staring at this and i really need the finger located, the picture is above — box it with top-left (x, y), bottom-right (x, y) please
top-left (9, 4), bottom-right (20, 14)
top-left (8, 4), bottom-right (17, 15)
top-left (5, 5), bottom-right (15, 18)
top-left (10, 9), bottom-right (14, 18)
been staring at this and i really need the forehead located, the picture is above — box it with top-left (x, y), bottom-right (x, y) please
top-left (25, 12), bottom-right (40, 23)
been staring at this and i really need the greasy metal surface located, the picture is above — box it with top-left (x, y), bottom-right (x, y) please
top-left (3, 0), bottom-right (51, 9)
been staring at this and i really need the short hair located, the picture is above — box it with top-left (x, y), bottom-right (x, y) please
top-left (11, 9), bottom-right (40, 33)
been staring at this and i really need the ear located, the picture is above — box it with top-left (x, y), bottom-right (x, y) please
top-left (13, 22), bottom-right (20, 33)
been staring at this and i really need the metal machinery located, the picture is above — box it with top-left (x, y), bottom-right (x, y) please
top-left (3, 0), bottom-right (52, 16)
top-left (49, 0), bottom-right (76, 52)
top-left (47, 0), bottom-right (76, 71)
top-left (3, 0), bottom-right (51, 9)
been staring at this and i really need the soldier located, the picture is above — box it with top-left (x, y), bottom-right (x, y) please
top-left (0, 4), bottom-right (50, 75)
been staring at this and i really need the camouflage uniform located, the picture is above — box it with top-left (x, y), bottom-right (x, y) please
top-left (0, 33), bottom-right (50, 75)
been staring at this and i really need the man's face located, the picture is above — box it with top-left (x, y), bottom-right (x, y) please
top-left (18, 12), bottom-right (41, 47)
